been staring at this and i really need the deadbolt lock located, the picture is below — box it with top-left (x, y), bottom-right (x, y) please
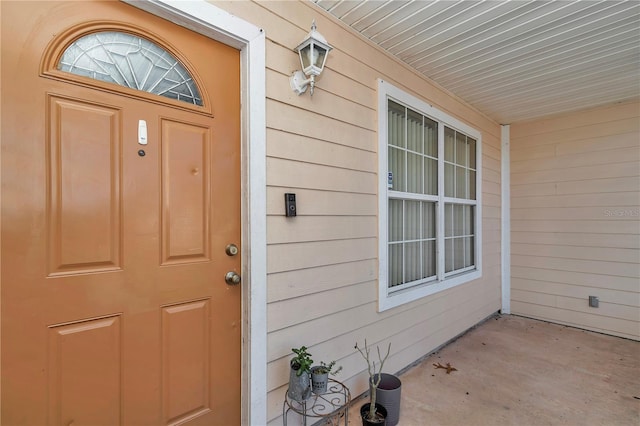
top-left (225, 244), bottom-right (239, 256)
top-left (225, 271), bottom-right (241, 286)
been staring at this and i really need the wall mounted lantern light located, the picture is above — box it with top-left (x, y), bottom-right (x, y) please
top-left (290, 20), bottom-right (332, 96)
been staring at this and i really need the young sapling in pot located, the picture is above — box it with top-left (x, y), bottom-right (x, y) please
top-left (355, 339), bottom-right (391, 424)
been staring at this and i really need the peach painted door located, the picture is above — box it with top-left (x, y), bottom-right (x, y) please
top-left (1, 1), bottom-right (241, 425)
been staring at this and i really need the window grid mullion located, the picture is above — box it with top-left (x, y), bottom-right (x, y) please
top-left (466, 136), bottom-right (470, 200)
top-left (453, 130), bottom-right (457, 199)
top-left (403, 108), bottom-right (408, 285)
top-left (419, 201), bottom-right (423, 280)
top-left (463, 206), bottom-right (467, 267)
top-left (404, 106), bottom-right (408, 193)
top-left (389, 191), bottom-right (437, 202)
top-left (442, 197), bottom-right (475, 205)
top-left (437, 122), bottom-right (445, 281)
top-left (420, 117), bottom-right (425, 278)
top-left (421, 115), bottom-right (425, 196)
top-left (399, 200), bottom-right (403, 286)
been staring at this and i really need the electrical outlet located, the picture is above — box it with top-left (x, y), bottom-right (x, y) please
top-left (588, 296), bottom-right (599, 308)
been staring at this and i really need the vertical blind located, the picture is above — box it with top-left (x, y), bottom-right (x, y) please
top-left (444, 126), bottom-right (477, 275)
top-left (387, 100), bottom-right (477, 290)
top-left (388, 101), bottom-right (437, 195)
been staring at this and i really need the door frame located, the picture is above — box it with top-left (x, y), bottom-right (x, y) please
top-left (121, 1), bottom-right (267, 424)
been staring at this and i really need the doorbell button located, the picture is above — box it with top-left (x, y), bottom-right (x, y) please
top-left (284, 193), bottom-right (296, 217)
top-left (138, 120), bottom-right (148, 145)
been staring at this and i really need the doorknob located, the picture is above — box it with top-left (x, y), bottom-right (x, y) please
top-left (225, 271), bottom-right (241, 285)
top-left (225, 244), bottom-right (239, 256)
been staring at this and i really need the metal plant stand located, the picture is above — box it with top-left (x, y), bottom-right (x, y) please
top-left (283, 378), bottom-right (351, 426)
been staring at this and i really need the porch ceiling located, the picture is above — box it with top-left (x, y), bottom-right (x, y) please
top-left (312, 0), bottom-right (640, 124)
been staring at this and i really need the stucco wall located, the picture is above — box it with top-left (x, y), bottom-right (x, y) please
top-left (510, 100), bottom-right (640, 341)
top-left (213, 1), bottom-right (503, 423)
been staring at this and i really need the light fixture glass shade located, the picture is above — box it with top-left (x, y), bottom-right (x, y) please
top-left (299, 44), bottom-right (312, 70)
top-left (295, 21), bottom-right (332, 77)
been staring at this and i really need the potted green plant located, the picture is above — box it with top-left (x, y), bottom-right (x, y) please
top-left (288, 346), bottom-right (313, 401)
top-left (310, 360), bottom-right (342, 394)
top-left (355, 340), bottom-right (391, 426)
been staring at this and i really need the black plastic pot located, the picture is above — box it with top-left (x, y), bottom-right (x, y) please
top-left (360, 403), bottom-right (387, 426)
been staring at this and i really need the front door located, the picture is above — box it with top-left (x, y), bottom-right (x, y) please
top-left (1, 1), bottom-right (241, 424)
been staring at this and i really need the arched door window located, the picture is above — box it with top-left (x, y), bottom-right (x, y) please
top-left (58, 31), bottom-right (203, 106)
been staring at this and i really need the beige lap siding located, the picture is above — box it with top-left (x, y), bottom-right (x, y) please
top-left (510, 100), bottom-right (640, 341)
top-left (213, 1), bottom-right (503, 423)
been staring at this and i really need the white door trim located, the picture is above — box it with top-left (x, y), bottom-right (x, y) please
top-left (121, 1), bottom-right (267, 424)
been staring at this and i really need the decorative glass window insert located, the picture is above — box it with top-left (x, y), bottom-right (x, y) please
top-left (379, 80), bottom-right (482, 312)
top-left (58, 31), bottom-right (202, 106)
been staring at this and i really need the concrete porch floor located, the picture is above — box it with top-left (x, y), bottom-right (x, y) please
top-left (346, 315), bottom-right (639, 426)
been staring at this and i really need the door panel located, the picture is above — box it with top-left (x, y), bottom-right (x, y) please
top-left (162, 300), bottom-right (211, 424)
top-left (48, 316), bottom-right (122, 425)
top-left (161, 119), bottom-right (211, 264)
top-left (47, 95), bottom-right (123, 275)
top-left (1, 1), bottom-right (241, 425)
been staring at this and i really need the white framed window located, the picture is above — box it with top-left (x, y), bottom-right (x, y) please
top-left (378, 79), bottom-right (482, 311)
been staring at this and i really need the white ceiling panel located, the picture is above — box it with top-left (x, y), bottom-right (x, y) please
top-left (351, 1), bottom-right (412, 31)
top-left (327, 0), bottom-right (361, 16)
top-left (367, 2), bottom-right (433, 41)
top-left (333, 1), bottom-right (387, 25)
top-left (313, 0), bottom-right (640, 123)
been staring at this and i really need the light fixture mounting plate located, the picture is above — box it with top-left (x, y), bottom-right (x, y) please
top-left (290, 70), bottom-right (309, 96)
